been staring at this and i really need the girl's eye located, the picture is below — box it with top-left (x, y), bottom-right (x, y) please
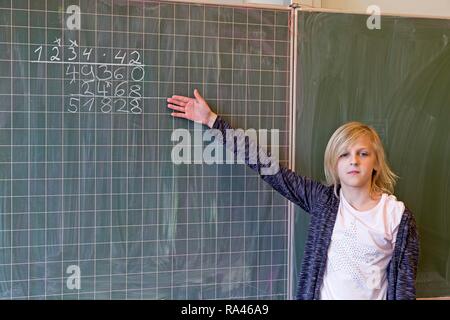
top-left (339, 153), bottom-right (348, 158)
top-left (360, 152), bottom-right (369, 157)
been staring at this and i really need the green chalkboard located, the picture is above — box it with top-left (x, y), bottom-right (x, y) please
top-left (294, 10), bottom-right (450, 298)
top-left (0, 0), bottom-right (291, 299)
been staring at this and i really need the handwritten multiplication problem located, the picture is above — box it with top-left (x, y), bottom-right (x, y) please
top-left (33, 38), bottom-right (145, 114)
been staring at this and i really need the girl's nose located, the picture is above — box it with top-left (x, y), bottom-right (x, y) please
top-left (350, 154), bottom-right (358, 165)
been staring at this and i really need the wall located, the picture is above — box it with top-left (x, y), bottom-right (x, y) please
top-left (171, 0), bottom-right (450, 16)
top-left (318, 0), bottom-right (450, 18)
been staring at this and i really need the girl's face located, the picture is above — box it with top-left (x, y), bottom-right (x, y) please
top-left (336, 135), bottom-right (379, 192)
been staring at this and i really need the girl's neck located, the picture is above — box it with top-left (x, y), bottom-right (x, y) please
top-left (340, 185), bottom-right (382, 211)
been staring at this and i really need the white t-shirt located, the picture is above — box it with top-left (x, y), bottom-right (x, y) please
top-left (319, 189), bottom-right (405, 300)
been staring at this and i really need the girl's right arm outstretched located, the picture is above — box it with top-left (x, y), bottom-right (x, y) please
top-left (211, 113), bottom-right (325, 213)
top-left (167, 90), bottom-right (327, 214)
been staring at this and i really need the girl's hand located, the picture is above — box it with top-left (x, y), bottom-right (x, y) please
top-left (167, 89), bottom-right (218, 128)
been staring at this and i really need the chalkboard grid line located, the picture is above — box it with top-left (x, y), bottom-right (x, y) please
top-left (0, 144), bottom-right (290, 149)
top-left (0, 291), bottom-right (287, 300)
top-left (26, 61), bottom-right (147, 67)
top-left (93, 0), bottom-right (98, 300)
top-left (2, 44), bottom-right (290, 63)
top-left (171, 3), bottom-right (177, 299)
top-left (270, 9), bottom-right (275, 299)
top-left (257, 9), bottom-right (261, 298)
top-left (77, 0), bottom-right (81, 300)
top-left (109, 3), bottom-right (113, 300)
top-left (182, 27), bottom-right (188, 286)
top-left (0, 233), bottom-right (289, 246)
top-left (228, 6), bottom-right (234, 299)
top-left (214, 5), bottom-right (218, 301)
top-left (26, 0), bottom-right (30, 299)
top-left (0, 205), bottom-right (289, 214)
top-left (9, 1), bottom-right (12, 300)
top-left (0, 66), bottom-right (290, 77)
top-left (243, 8), bottom-right (247, 299)
top-left (156, 2), bottom-right (160, 300)
top-left (241, 8), bottom-right (250, 299)
top-left (140, 0), bottom-right (145, 301)
top-left (0, 37), bottom-right (290, 51)
top-left (201, 4), bottom-right (205, 301)
top-left (0, 8), bottom-right (289, 26)
top-left (0, 275), bottom-right (288, 298)
top-left (56, 0), bottom-right (62, 299)
top-left (0, 227), bottom-right (289, 240)
top-left (0, 6), bottom-right (289, 24)
top-left (0, 261), bottom-right (288, 273)
top-left (125, 0), bottom-right (129, 300)
top-left (0, 95), bottom-right (291, 103)
top-left (60, 0), bottom-right (73, 299)
top-left (43, 0), bottom-right (48, 299)
top-left (0, 186), bottom-right (292, 196)
top-left (1, 212), bottom-right (288, 223)
top-left (0, 121), bottom-right (291, 131)
top-left (0, 50), bottom-right (290, 60)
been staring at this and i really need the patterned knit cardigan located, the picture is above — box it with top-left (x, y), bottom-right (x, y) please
top-left (212, 116), bottom-right (419, 300)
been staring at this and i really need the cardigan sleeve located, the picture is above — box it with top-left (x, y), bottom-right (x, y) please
top-left (211, 115), bottom-right (327, 214)
top-left (392, 209), bottom-right (420, 300)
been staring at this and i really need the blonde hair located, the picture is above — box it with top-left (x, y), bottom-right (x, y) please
top-left (324, 121), bottom-right (398, 198)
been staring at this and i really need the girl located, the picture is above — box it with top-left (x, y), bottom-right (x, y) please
top-left (167, 89), bottom-right (419, 300)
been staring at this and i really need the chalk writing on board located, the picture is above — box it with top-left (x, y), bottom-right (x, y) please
top-left (32, 38), bottom-right (145, 114)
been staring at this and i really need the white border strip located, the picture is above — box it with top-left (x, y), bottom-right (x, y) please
top-left (297, 6), bottom-right (450, 20)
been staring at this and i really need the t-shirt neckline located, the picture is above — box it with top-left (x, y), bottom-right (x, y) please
top-left (340, 189), bottom-right (386, 214)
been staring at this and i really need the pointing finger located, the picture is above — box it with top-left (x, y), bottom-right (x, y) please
top-left (170, 95), bottom-right (191, 103)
